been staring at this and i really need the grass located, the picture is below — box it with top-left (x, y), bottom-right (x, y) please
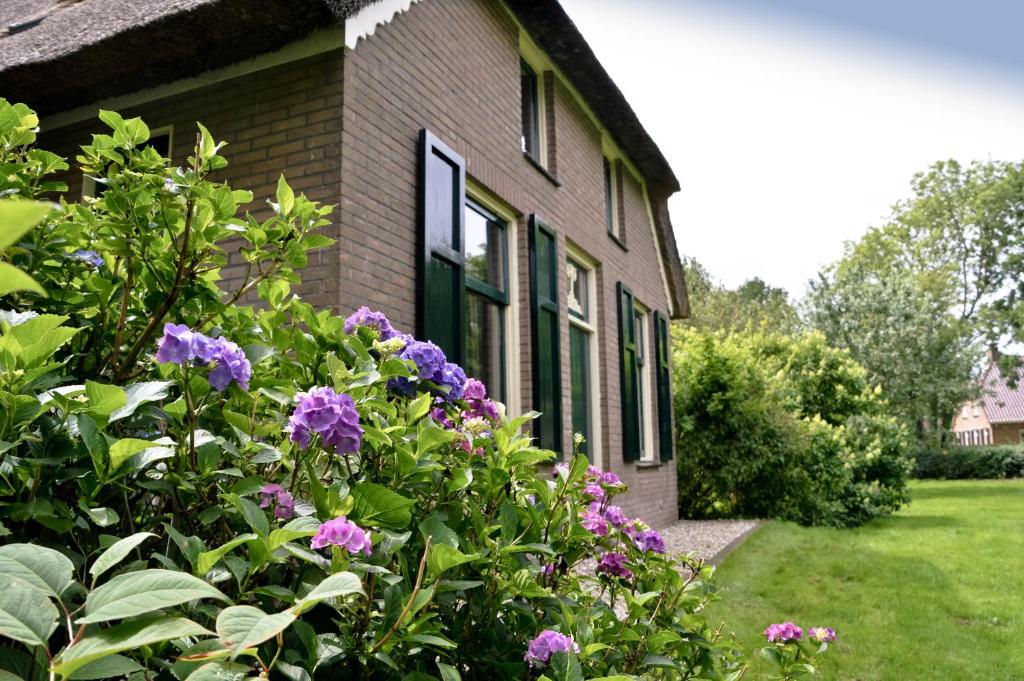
top-left (706, 480), bottom-right (1024, 681)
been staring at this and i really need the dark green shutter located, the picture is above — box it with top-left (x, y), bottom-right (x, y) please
top-left (618, 282), bottom-right (640, 461)
top-left (418, 129), bottom-right (466, 363)
top-left (529, 215), bottom-right (562, 454)
top-left (654, 311), bottom-right (673, 461)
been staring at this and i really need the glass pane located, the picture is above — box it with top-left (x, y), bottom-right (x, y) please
top-left (566, 259), bottom-right (588, 321)
top-left (570, 324), bottom-right (591, 458)
top-left (465, 202), bottom-right (506, 291)
top-left (466, 291), bottom-right (505, 402)
top-left (604, 158), bottom-right (615, 236)
top-left (521, 60), bottom-right (539, 157)
top-left (634, 311), bottom-right (646, 364)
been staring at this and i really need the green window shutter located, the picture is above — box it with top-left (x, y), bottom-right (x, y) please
top-left (418, 129), bottom-right (466, 363)
top-left (654, 311), bottom-right (673, 461)
top-left (529, 215), bottom-right (563, 454)
top-left (618, 282), bottom-right (640, 461)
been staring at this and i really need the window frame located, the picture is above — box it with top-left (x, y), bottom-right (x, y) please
top-left (566, 245), bottom-right (602, 470)
top-left (633, 301), bottom-right (655, 462)
top-left (604, 156), bottom-right (625, 247)
top-left (519, 57), bottom-right (549, 168)
top-left (465, 188), bottom-right (519, 414)
top-left (83, 124), bottom-right (173, 197)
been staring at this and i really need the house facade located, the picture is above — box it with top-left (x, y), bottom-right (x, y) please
top-left (0, 0), bottom-right (689, 526)
top-left (953, 358), bottom-right (1024, 446)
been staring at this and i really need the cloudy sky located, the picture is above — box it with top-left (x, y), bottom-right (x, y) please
top-left (559, 0), bottom-right (1024, 298)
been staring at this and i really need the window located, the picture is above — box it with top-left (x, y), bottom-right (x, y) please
top-left (567, 252), bottom-right (601, 466)
top-left (634, 304), bottom-right (654, 461)
top-left (604, 157), bottom-right (623, 244)
top-left (465, 199), bottom-right (509, 402)
top-left (653, 312), bottom-right (673, 462)
top-left (84, 125), bottom-right (172, 197)
top-left (418, 130), bottom-right (518, 411)
top-left (520, 59), bottom-right (541, 160)
top-left (973, 403), bottom-right (980, 417)
top-left (618, 283), bottom-right (640, 461)
top-left (961, 404), bottom-right (970, 419)
top-left (530, 215), bottom-right (562, 453)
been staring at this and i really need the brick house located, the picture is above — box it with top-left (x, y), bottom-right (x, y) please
top-left (953, 356), bottom-right (1024, 446)
top-left (0, 0), bottom-right (690, 526)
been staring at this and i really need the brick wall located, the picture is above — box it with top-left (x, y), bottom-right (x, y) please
top-left (339, 0), bottom-right (679, 526)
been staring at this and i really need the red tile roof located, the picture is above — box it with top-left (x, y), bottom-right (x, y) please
top-left (981, 360), bottom-right (1024, 424)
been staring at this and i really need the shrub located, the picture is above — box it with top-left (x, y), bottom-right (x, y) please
top-left (673, 328), bottom-right (911, 527)
top-left (0, 102), bottom-right (749, 680)
top-left (913, 446), bottom-right (1024, 479)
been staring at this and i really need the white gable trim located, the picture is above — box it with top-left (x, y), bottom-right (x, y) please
top-left (344, 0), bottom-right (421, 50)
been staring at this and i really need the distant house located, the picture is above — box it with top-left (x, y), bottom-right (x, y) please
top-left (953, 357), bottom-right (1024, 446)
top-left (0, 0), bottom-right (690, 526)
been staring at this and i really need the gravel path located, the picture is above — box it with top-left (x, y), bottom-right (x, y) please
top-left (659, 519), bottom-right (762, 564)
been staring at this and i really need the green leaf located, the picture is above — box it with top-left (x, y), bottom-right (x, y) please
top-left (548, 651), bottom-right (584, 681)
top-left (185, 662), bottom-right (250, 680)
top-left (418, 514), bottom-right (459, 548)
top-left (84, 381), bottom-right (127, 421)
top-left (108, 438), bottom-right (157, 472)
top-left (0, 573), bottom-right (58, 646)
top-left (216, 605), bottom-right (296, 660)
top-left (195, 534), bottom-right (257, 576)
top-left (275, 175), bottom-right (294, 216)
top-left (427, 544), bottom-right (478, 578)
top-left (196, 122), bottom-right (217, 161)
top-left (80, 504), bottom-right (119, 528)
top-left (109, 381), bottom-right (173, 422)
top-left (222, 493), bottom-right (270, 537)
top-left (405, 633), bottom-right (457, 649)
top-left (438, 663), bottom-right (462, 681)
top-left (77, 413), bottom-right (108, 477)
top-left (0, 263), bottom-right (45, 297)
top-left (405, 392), bottom-right (433, 423)
top-left (266, 516), bottom-right (320, 551)
top-left (52, 616), bottom-right (213, 677)
top-left (350, 482), bottom-right (414, 530)
top-left (67, 654), bottom-right (145, 680)
top-left (291, 572), bottom-right (364, 615)
top-left (78, 569), bottom-right (230, 624)
top-left (0, 199), bottom-right (53, 251)
top-left (0, 543), bottom-right (75, 598)
top-left (89, 532), bottom-right (158, 581)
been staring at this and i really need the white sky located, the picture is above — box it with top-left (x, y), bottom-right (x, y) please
top-left (559, 0), bottom-right (1024, 298)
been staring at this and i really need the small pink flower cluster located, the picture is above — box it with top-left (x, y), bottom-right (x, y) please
top-left (764, 622), bottom-right (803, 643)
top-left (258, 483), bottom-right (295, 520)
top-left (311, 515), bottom-right (372, 554)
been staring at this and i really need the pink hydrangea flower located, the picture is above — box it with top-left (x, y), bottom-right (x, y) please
top-left (764, 622), bottom-right (803, 643)
top-left (580, 509), bottom-right (608, 536)
top-left (582, 482), bottom-right (605, 500)
top-left (311, 515), bottom-right (372, 554)
top-left (602, 504), bottom-right (627, 527)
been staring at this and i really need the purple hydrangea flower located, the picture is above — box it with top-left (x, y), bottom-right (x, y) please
top-left (311, 515), bottom-right (372, 554)
top-left (463, 378), bottom-right (487, 400)
top-left (258, 483), bottom-right (295, 520)
top-left (635, 528), bottom-right (666, 554)
top-left (430, 405), bottom-right (454, 429)
top-left (596, 552), bottom-right (633, 580)
top-left (582, 482), bottom-right (605, 501)
top-left (540, 563), bottom-right (555, 576)
top-left (599, 471), bottom-right (623, 487)
top-left (191, 334), bottom-right (221, 363)
top-left (808, 627), bottom-right (836, 643)
top-left (586, 465), bottom-right (601, 479)
top-left (439, 362), bottom-right (467, 401)
top-left (69, 250), bottom-right (104, 268)
top-left (524, 630), bottom-right (579, 668)
top-left (602, 505), bottom-right (627, 527)
top-left (207, 338), bottom-right (251, 392)
top-left (580, 509), bottom-right (608, 537)
top-left (287, 386), bottom-right (364, 455)
top-left (764, 622), bottom-right (803, 643)
top-left (344, 306), bottom-right (397, 340)
top-left (402, 339), bottom-right (447, 381)
top-left (155, 323), bottom-right (195, 365)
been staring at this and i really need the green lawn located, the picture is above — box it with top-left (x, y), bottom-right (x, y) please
top-left (706, 480), bottom-right (1024, 681)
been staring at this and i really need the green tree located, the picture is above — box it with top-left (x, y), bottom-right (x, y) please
top-left (682, 257), bottom-right (801, 335)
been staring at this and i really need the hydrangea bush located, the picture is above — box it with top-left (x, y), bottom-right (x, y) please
top-left (0, 102), bottom-right (757, 679)
top-left (759, 622), bottom-right (837, 680)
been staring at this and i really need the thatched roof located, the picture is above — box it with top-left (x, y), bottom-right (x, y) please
top-left (0, 0), bottom-right (688, 316)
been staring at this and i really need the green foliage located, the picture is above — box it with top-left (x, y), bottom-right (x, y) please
top-left (0, 103), bottom-right (748, 680)
top-left (913, 445), bottom-right (1024, 479)
top-left (807, 158), bottom-right (1024, 449)
top-left (673, 327), bottom-right (911, 527)
top-left (682, 257), bottom-right (802, 335)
